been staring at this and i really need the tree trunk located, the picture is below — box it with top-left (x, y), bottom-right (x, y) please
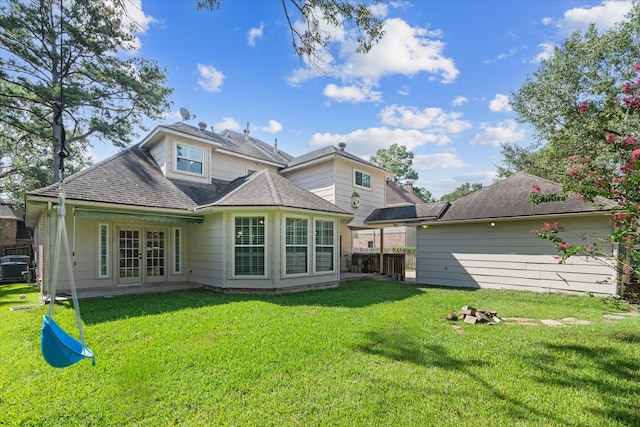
top-left (621, 234), bottom-right (632, 298)
top-left (51, 102), bottom-right (64, 184)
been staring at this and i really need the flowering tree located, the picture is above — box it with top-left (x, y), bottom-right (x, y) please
top-left (529, 62), bottom-right (640, 297)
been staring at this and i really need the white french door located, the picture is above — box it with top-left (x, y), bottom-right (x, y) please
top-left (117, 227), bottom-right (167, 284)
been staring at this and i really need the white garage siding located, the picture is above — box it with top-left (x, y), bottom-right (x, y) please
top-left (416, 216), bottom-right (617, 296)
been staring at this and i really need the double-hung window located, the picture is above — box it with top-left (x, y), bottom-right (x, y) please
top-left (176, 143), bottom-right (203, 175)
top-left (234, 216), bottom-right (266, 276)
top-left (285, 217), bottom-right (308, 275)
top-left (354, 170), bottom-right (371, 189)
top-left (315, 220), bottom-right (334, 272)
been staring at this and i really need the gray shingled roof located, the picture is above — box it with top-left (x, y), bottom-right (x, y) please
top-left (386, 180), bottom-right (426, 205)
top-left (197, 169), bottom-right (352, 215)
top-left (283, 145), bottom-right (390, 174)
top-left (365, 202), bottom-right (450, 223)
top-left (0, 200), bottom-right (23, 220)
top-left (218, 129), bottom-right (295, 165)
top-left (364, 172), bottom-right (613, 225)
top-left (439, 172), bottom-right (613, 222)
top-left (27, 145), bottom-right (200, 211)
top-left (27, 144), bottom-right (351, 218)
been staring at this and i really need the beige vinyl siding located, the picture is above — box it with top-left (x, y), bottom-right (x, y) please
top-left (416, 216), bottom-right (617, 295)
top-left (186, 213), bottom-right (224, 286)
top-left (210, 151), bottom-right (280, 181)
top-left (283, 161), bottom-right (336, 203)
top-left (149, 138), bottom-right (167, 174)
top-left (45, 214), bottom-right (113, 292)
top-left (335, 158), bottom-right (386, 227)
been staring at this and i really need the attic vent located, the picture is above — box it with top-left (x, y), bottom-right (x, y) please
top-left (338, 142), bottom-right (346, 151)
top-left (198, 121), bottom-right (207, 131)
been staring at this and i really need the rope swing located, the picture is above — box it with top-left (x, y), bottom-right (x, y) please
top-left (40, 0), bottom-right (94, 368)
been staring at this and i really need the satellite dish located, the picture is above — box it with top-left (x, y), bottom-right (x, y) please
top-left (179, 107), bottom-right (196, 122)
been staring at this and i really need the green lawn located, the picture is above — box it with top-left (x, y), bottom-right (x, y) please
top-left (1, 280), bottom-right (639, 426)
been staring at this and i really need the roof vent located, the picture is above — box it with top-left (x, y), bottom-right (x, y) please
top-left (243, 122), bottom-right (250, 142)
top-left (338, 142), bottom-right (346, 151)
top-left (274, 138), bottom-right (278, 154)
top-left (198, 121), bottom-right (207, 131)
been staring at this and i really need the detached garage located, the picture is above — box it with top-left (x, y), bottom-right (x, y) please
top-left (366, 173), bottom-right (619, 296)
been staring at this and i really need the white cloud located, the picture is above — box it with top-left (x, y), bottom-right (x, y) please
top-left (323, 83), bottom-right (382, 103)
top-left (110, 0), bottom-right (157, 52)
top-left (260, 120), bottom-right (283, 134)
top-left (286, 17), bottom-right (458, 92)
top-left (308, 127), bottom-right (449, 158)
top-left (496, 47), bottom-right (517, 60)
top-left (452, 96), bottom-right (468, 106)
top-left (247, 22), bottom-right (264, 47)
top-left (197, 64), bottom-right (225, 93)
top-left (379, 105), bottom-right (471, 134)
top-left (214, 117), bottom-right (240, 131)
top-left (533, 42), bottom-right (556, 63)
top-left (397, 85), bottom-right (410, 96)
top-left (369, 2), bottom-right (389, 17)
top-left (470, 120), bottom-right (526, 147)
top-left (559, 1), bottom-right (632, 33)
top-left (489, 94), bottom-right (512, 112)
top-left (340, 18), bottom-right (458, 83)
top-left (413, 153), bottom-right (468, 170)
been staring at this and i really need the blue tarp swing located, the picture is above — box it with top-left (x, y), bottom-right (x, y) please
top-left (40, 106), bottom-right (95, 368)
top-left (40, 186), bottom-right (95, 368)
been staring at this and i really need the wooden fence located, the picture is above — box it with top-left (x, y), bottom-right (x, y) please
top-left (350, 253), bottom-right (406, 280)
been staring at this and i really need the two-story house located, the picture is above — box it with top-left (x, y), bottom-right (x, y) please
top-left (25, 122), bottom-right (392, 296)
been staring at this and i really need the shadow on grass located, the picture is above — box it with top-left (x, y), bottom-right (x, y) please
top-left (0, 283), bottom-right (39, 309)
top-left (357, 329), bottom-right (568, 425)
top-left (521, 341), bottom-right (640, 426)
top-left (81, 279), bottom-right (426, 324)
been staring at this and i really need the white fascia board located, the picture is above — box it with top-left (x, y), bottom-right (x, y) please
top-left (139, 125), bottom-right (223, 149)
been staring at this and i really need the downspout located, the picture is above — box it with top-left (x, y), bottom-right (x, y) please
top-left (379, 228), bottom-right (384, 274)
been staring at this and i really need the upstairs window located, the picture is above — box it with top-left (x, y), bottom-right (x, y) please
top-left (354, 170), bottom-right (371, 189)
top-left (176, 143), bottom-right (203, 175)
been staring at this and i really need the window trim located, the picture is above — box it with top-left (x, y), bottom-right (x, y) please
top-left (232, 214), bottom-right (268, 278)
top-left (283, 216), bottom-right (309, 277)
top-left (97, 223), bottom-right (110, 278)
top-left (175, 142), bottom-right (204, 176)
top-left (314, 218), bottom-right (336, 274)
top-left (173, 227), bottom-right (182, 274)
top-left (354, 169), bottom-right (371, 190)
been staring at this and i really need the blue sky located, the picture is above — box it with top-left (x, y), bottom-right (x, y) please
top-left (105, 0), bottom-right (634, 198)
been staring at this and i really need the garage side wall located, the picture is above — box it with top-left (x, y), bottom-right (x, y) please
top-left (415, 216), bottom-right (617, 295)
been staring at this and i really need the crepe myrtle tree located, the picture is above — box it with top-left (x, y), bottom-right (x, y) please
top-left (530, 62), bottom-right (640, 297)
